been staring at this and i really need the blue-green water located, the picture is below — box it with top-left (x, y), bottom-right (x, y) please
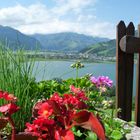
top-left (33, 61), bottom-right (137, 95)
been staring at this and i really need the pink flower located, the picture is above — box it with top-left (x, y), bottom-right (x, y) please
top-left (90, 76), bottom-right (113, 88)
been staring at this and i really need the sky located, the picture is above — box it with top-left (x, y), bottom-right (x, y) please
top-left (0, 0), bottom-right (140, 39)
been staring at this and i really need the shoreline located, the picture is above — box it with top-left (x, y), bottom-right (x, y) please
top-left (24, 51), bottom-right (116, 63)
top-left (28, 57), bottom-right (116, 64)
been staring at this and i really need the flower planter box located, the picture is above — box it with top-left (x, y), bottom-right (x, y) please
top-left (7, 126), bottom-right (140, 140)
top-left (113, 118), bottom-right (140, 140)
top-left (126, 125), bottom-right (140, 140)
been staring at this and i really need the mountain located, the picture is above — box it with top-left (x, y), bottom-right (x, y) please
top-left (0, 25), bottom-right (42, 50)
top-left (32, 32), bottom-right (109, 52)
top-left (80, 39), bottom-right (116, 57)
top-left (0, 25), bottom-right (111, 52)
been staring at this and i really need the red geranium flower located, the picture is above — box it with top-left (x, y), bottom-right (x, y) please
top-left (38, 102), bottom-right (53, 118)
top-left (70, 85), bottom-right (88, 101)
top-left (3, 92), bottom-right (17, 101)
top-left (63, 94), bottom-right (79, 106)
top-left (25, 123), bottom-right (37, 132)
top-left (0, 91), bottom-right (3, 98)
top-left (55, 130), bottom-right (75, 140)
top-left (25, 86), bottom-right (105, 140)
top-left (0, 103), bottom-right (20, 115)
top-left (50, 93), bottom-right (63, 104)
top-left (0, 91), bottom-right (17, 101)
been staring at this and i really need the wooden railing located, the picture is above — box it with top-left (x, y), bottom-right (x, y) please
top-left (116, 21), bottom-right (140, 126)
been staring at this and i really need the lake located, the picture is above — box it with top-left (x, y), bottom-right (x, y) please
top-left (33, 60), bottom-right (137, 95)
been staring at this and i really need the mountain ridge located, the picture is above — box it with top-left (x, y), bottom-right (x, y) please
top-left (0, 25), bottom-right (42, 50)
top-left (31, 32), bottom-right (109, 52)
top-left (0, 25), bottom-right (114, 54)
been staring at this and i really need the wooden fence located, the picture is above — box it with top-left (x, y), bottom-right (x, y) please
top-left (116, 21), bottom-right (140, 126)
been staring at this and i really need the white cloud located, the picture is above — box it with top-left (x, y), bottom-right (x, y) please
top-left (0, 1), bottom-right (115, 39)
top-left (0, 4), bottom-right (50, 26)
top-left (52, 0), bottom-right (96, 15)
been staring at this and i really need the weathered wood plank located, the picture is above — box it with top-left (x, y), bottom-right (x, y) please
top-left (120, 35), bottom-right (140, 53)
top-left (116, 21), bottom-right (126, 119)
top-left (135, 24), bottom-right (140, 127)
top-left (116, 21), bottom-right (134, 121)
top-left (125, 22), bottom-right (134, 121)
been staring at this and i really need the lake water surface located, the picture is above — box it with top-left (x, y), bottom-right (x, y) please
top-left (33, 60), bottom-right (137, 95)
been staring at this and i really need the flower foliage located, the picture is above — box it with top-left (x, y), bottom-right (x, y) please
top-left (25, 85), bottom-right (105, 140)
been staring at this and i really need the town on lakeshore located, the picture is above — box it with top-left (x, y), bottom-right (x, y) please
top-left (25, 51), bottom-right (116, 62)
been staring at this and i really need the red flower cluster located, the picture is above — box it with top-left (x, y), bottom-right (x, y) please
top-left (70, 85), bottom-right (88, 101)
top-left (0, 103), bottom-right (19, 115)
top-left (25, 85), bottom-right (105, 140)
top-left (0, 91), bottom-right (17, 101)
top-left (0, 90), bottom-right (20, 140)
top-left (0, 91), bottom-right (19, 115)
top-left (38, 102), bottom-right (53, 118)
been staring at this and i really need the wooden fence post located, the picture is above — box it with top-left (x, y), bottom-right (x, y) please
top-left (135, 24), bottom-right (140, 126)
top-left (116, 21), bottom-right (134, 121)
top-left (116, 21), bottom-right (126, 119)
top-left (125, 22), bottom-right (135, 121)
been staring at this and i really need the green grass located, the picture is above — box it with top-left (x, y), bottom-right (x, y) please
top-left (0, 44), bottom-right (39, 131)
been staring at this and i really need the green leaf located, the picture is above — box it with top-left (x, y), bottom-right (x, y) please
top-left (86, 131), bottom-right (97, 140)
top-left (110, 130), bottom-right (123, 140)
top-left (75, 130), bottom-right (83, 137)
top-left (104, 123), bottom-right (112, 135)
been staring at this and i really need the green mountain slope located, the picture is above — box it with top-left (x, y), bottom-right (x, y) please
top-left (0, 25), bottom-right (42, 50)
top-left (32, 32), bottom-right (109, 52)
top-left (81, 39), bottom-right (116, 57)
